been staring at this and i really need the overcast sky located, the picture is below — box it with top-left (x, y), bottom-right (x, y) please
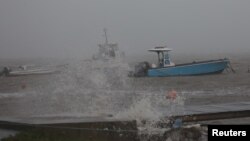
top-left (0, 0), bottom-right (250, 58)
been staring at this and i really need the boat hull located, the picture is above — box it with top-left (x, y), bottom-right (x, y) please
top-left (7, 69), bottom-right (58, 77)
top-left (147, 59), bottom-right (229, 77)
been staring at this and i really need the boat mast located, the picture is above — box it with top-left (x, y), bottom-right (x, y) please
top-left (104, 28), bottom-right (108, 44)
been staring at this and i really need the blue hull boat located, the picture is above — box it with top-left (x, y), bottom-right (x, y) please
top-left (130, 46), bottom-right (230, 77)
top-left (148, 59), bottom-right (229, 77)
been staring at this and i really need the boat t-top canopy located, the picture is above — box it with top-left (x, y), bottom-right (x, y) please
top-left (148, 46), bottom-right (172, 52)
top-left (147, 46), bottom-right (174, 67)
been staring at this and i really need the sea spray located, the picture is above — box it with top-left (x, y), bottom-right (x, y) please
top-left (115, 97), bottom-right (167, 136)
top-left (0, 58), bottom-right (188, 140)
top-left (113, 89), bottom-right (186, 141)
top-left (2, 59), bottom-right (132, 117)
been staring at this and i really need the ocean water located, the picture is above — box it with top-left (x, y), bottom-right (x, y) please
top-left (0, 54), bottom-right (249, 140)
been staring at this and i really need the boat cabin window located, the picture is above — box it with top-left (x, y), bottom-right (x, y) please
top-left (164, 52), bottom-right (170, 60)
top-left (156, 51), bottom-right (173, 67)
top-left (164, 52), bottom-right (171, 66)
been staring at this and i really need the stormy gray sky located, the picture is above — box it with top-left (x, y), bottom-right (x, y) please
top-left (0, 0), bottom-right (250, 58)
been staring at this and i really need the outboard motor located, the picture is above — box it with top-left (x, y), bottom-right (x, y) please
top-left (0, 67), bottom-right (11, 76)
top-left (129, 62), bottom-right (150, 77)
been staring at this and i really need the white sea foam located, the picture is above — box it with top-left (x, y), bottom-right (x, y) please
top-left (115, 97), bottom-right (162, 121)
top-left (114, 93), bottom-right (185, 136)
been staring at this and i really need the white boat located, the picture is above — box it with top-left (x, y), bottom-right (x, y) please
top-left (1, 65), bottom-right (59, 77)
top-left (8, 69), bottom-right (58, 76)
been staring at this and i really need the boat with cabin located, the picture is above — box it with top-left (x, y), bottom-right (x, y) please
top-left (92, 28), bottom-right (125, 62)
top-left (130, 46), bottom-right (230, 77)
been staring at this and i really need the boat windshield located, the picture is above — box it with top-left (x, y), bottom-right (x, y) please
top-left (164, 52), bottom-right (170, 59)
top-left (164, 52), bottom-right (171, 66)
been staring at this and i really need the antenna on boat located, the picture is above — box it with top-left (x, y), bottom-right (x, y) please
top-left (103, 28), bottom-right (108, 44)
